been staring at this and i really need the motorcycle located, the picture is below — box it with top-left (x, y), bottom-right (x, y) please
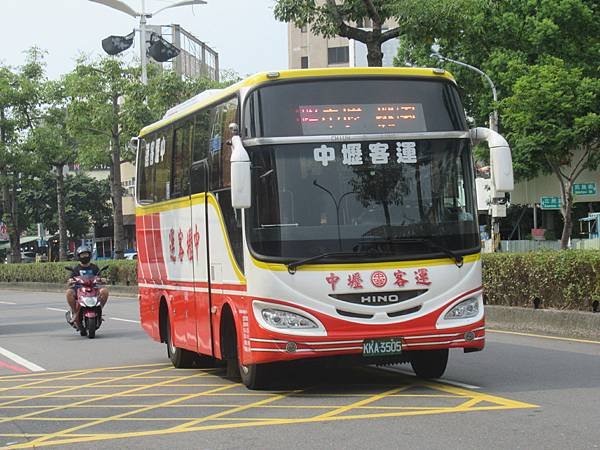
top-left (65, 266), bottom-right (108, 339)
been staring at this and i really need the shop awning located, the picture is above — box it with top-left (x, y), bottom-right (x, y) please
top-left (0, 236), bottom-right (40, 250)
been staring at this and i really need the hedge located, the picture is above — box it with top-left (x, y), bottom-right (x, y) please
top-left (482, 250), bottom-right (600, 311)
top-left (1, 251), bottom-right (599, 311)
top-left (0, 260), bottom-right (137, 286)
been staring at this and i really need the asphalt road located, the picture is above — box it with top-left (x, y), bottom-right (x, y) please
top-left (0, 289), bottom-right (599, 450)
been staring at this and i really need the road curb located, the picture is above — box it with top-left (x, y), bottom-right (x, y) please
top-left (485, 305), bottom-right (600, 340)
top-left (0, 282), bottom-right (137, 298)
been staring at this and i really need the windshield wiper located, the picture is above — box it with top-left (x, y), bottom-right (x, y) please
top-left (356, 237), bottom-right (464, 268)
top-left (287, 250), bottom-right (391, 275)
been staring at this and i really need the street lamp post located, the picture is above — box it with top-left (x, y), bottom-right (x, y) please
top-left (430, 44), bottom-right (501, 251)
top-left (90, 0), bottom-right (207, 84)
top-left (430, 44), bottom-right (498, 133)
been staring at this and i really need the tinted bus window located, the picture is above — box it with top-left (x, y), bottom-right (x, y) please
top-left (137, 139), bottom-right (154, 203)
top-left (154, 130), bottom-right (173, 202)
top-left (209, 97), bottom-right (238, 191)
top-left (172, 122), bottom-right (192, 198)
top-left (192, 109), bottom-right (212, 163)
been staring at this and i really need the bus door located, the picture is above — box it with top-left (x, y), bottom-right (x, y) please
top-left (190, 159), bottom-right (213, 356)
top-left (171, 122), bottom-right (198, 351)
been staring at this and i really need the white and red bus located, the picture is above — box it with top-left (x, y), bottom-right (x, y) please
top-left (134, 68), bottom-right (513, 388)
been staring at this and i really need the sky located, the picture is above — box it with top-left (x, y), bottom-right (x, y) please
top-left (1, 0), bottom-right (288, 80)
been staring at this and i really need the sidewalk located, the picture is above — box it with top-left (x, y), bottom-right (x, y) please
top-left (485, 305), bottom-right (600, 340)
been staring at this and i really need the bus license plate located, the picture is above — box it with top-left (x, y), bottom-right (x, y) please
top-left (363, 338), bottom-right (402, 356)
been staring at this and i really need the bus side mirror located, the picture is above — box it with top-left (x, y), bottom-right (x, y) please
top-left (129, 137), bottom-right (140, 152)
top-left (230, 135), bottom-right (251, 209)
top-left (470, 127), bottom-right (514, 197)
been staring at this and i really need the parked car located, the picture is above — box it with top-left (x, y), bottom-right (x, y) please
top-left (21, 251), bottom-right (36, 263)
top-left (124, 252), bottom-right (137, 260)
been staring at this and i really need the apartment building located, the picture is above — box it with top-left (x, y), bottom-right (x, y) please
top-left (287, 17), bottom-right (399, 69)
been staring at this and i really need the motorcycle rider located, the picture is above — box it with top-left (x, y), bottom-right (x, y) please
top-left (65, 245), bottom-right (109, 324)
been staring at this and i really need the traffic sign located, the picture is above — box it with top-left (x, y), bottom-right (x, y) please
top-left (573, 183), bottom-right (596, 196)
top-left (540, 196), bottom-right (561, 210)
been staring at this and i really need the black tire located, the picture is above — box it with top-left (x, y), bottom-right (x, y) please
top-left (238, 361), bottom-right (271, 390)
top-left (409, 349), bottom-right (449, 379)
top-left (87, 317), bottom-right (96, 339)
top-left (165, 316), bottom-right (196, 368)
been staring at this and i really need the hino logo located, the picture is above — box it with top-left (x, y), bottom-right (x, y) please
top-left (361, 294), bottom-right (400, 304)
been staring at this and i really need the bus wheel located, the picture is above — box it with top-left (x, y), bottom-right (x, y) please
top-left (166, 316), bottom-right (196, 368)
top-left (238, 361), bottom-right (270, 390)
top-left (409, 349), bottom-right (449, 379)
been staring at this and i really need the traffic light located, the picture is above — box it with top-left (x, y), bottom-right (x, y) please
top-left (101, 31), bottom-right (135, 55)
top-left (147, 33), bottom-right (180, 62)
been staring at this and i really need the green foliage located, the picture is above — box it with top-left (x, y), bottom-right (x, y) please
top-left (19, 173), bottom-right (112, 238)
top-left (0, 260), bottom-right (137, 286)
top-left (501, 58), bottom-right (600, 180)
top-left (482, 250), bottom-right (600, 310)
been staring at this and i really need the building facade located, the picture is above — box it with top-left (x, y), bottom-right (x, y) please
top-left (147, 24), bottom-right (219, 81)
top-left (287, 15), bottom-right (399, 69)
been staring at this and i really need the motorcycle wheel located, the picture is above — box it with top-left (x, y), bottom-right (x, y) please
top-left (87, 317), bottom-right (96, 339)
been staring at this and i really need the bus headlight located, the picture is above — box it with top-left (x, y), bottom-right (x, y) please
top-left (261, 309), bottom-right (318, 329)
top-left (444, 297), bottom-right (479, 320)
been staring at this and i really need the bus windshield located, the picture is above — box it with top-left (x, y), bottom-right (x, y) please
top-left (248, 138), bottom-right (478, 261)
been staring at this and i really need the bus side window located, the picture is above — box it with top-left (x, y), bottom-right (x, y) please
top-left (191, 160), bottom-right (208, 194)
top-left (193, 109), bottom-right (211, 163)
top-left (209, 97), bottom-right (239, 191)
top-left (215, 189), bottom-right (244, 271)
top-left (172, 122), bottom-right (192, 198)
top-left (136, 138), bottom-right (154, 204)
top-left (191, 109), bottom-right (212, 194)
top-left (154, 130), bottom-right (173, 202)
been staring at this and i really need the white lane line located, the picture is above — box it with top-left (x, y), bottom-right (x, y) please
top-left (109, 317), bottom-right (140, 324)
top-left (46, 308), bottom-right (139, 324)
top-left (0, 301), bottom-right (17, 305)
top-left (0, 346), bottom-right (45, 372)
top-left (377, 366), bottom-right (481, 390)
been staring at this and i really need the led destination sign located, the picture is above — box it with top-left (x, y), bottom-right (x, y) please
top-left (298, 103), bottom-right (426, 135)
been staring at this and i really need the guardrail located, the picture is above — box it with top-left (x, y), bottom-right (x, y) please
top-left (499, 238), bottom-right (600, 252)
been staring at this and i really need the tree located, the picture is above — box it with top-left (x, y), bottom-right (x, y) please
top-left (275, 0), bottom-right (400, 66)
top-left (64, 57), bottom-right (229, 259)
top-left (274, 0), bottom-right (480, 67)
top-left (0, 49), bottom-right (46, 263)
top-left (501, 59), bottom-right (600, 249)
top-left (395, 0), bottom-right (600, 247)
top-left (20, 172), bottom-right (112, 246)
top-left (63, 57), bottom-right (140, 260)
top-left (28, 101), bottom-right (77, 261)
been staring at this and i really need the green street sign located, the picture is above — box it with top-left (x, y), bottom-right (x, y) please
top-left (573, 183), bottom-right (597, 196)
top-left (540, 196), bottom-right (561, 210)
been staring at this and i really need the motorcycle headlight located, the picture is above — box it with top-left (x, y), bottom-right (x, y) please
top-left (83, 296), bottom-right (98, 307)
top-left (261, 309), bottom-right (318, 329)
top-left (444, 297), bottom-right (479, 320)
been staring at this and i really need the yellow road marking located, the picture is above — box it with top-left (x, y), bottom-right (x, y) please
top-left (0, 364), bottom-right (538, 449)
top-left (316, 385), bottom-right (409, 419)
top-left (172, 389), bottom-right (304, 431)
top-left (488, 329), bottom-right (600, 345)
top-left (0, 363), bottom-right (170, 381)
top-left (16, 383), bottom-right (240, 448)
top-left (0, 367), bottom-right (177, 420)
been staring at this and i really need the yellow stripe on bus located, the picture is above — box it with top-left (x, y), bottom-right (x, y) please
top-left (136, 193), bottom-right (246, 284)
top-left (139, 67), bottom-right (455, 136)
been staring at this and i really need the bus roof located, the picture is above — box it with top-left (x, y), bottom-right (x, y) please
top-left (139, 67), bottom-right (456, 137)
